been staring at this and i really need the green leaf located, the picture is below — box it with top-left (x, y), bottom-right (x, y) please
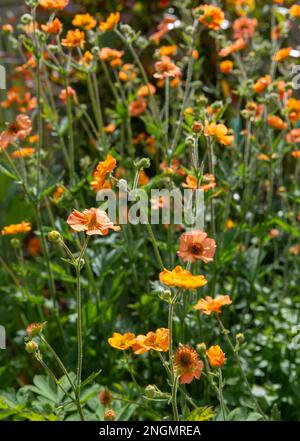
top-left (186, 406), bottom-right (215, 421)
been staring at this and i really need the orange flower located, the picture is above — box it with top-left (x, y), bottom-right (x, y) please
top-left (39, 0), bottom-right (69, 10)
top-left (159, 265), bottom-right (207, 290)
top-left (286, 98), bottom-right (300, 122)
top-left (59, 86), bottom-right (78, 104)
top-left (290, 5), bottom-right (300, 18)
top-left (291, 150), bottom-right (300, 158)
top-left (204, 122), bottom-right (234, 146)
top-left (41, 18), bottom-right (62, 34)
top-left (225, 219), bottom-right (235, 230)
top-left (11, 147), bottom-right (35, 158)
top-left (159, 45), bottom-right (177, 56)
top-left (132, 328), bottom-right (169, 354)
top-left (219, 38), bottom-right (247, 57)
top-left (138, 170), bottom-right (150, 186)
top-left (154, 57), bottom-right (181, 79)
top-left (72, 13), bottom-right (96, 30)
top-left (219, 60), bottom-right (233, 74)
top-left (267, 115), bottom-right (287, 130)
top-left (284, 129), bottom-right (300, 145)
top-left (53, 185), bottom-right (65, 200)
top-left (1, 221), bottom-right (32, 235)
top-left (61, 29), bottom-right (85, 49)
top-left (194, 295), bottom-right (232, 315)
top-left (137, 84), bottom-right (156, 97)
top-left (233, 16), bottom-right (257, 40)
top-left (206, 345), bottom-right (225, 368)
top-left (80, 50), bottom-right (94, 67)
top-left (2, 24), bottom-right (13, 33)
top-left (197, 5), bottom-right (224, 31)
top-left (118, 64), bottom-right (137, 82)
top-left (129, 97), bottom-right (147, 117)
top-left (183, 174), bottom-right (216, 192)
top-left (99, 12), bottom-right (120, 32)
top-left (174, 345), bottom-right (204, 384)
top-left (99, 48), bottom-right (124, 67)
top-left (108, 332), bottom-right (135, 350)
top-left (253, 75), bottom-right (272, 93)
top-left (0, 115), bottom-right (32, 149)
top-left (67, 208), bottom-right (120, 236)
top-left (273, 47), bottom-right (292, 62)
top-left (104, 123), bottom-right (116, 133)
top-left (91, 153), bottom-right (117, 191)
top-left (178, 230), bottom-right (216, 264)
top-left (27, 237), bottom-right (42, 255)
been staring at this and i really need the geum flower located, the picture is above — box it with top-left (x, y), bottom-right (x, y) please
top-left (0, 115), bottom-right (32, 149)
top-left (267, 115), bottom-right (287, 130)
top-left (108, 332), bottom-right (136, 350)
top-left (196, 5), bottom-right (225, 31)
top-left (174, 345), bottom-right (204, 384)
top-left (159, 265), bottom-right (207, 290)
top-left (178, 230), bottom-right (216, 263)
top-left (61, 29), bottom-right (85, 49)
top-left (206, 345), bottom-right (225, 368)
top-left (1, 221), bottom-right (32, 235)
top-left (99, 48), bottom-right (124, 67)
top-left (99, 12), bottom-right (120, 32)
top-left (41, 18), bottom-right (62, 34)
top-left (154, 56), bottom-right (181, 79)
top-left (132, 328), bottom-right (169, 354)
top-left (204, 122), bottom-right (234, 146)
top-left (253, 75), bottom-right (272, 93)
top-left (233, 16), bottom-right (257, 40)
top-left (183, 174), bottom-right (216, 192)
top-left (39, 0), bottom-right (69, 9)
top-left (194, 295), bottom-right (232, 315)
top-left (72, 13), bottom-right (96, 30)
top-left (91, 153), bottom-right (117, 191)
top-left (67, 208), bottom-right (120, 236)
top-left (219, 38), bottom-right (247, 57)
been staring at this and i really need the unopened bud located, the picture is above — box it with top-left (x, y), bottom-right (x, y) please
top-left (134, 158), bottom-right (151, 170)
top-left (236, 333), bottom-right (245, 344)
top-left (47, 230), bottom-right (61, 242)
top-left (185, 136), bottom-right (194, 148)
top-left (26, 322), bottom-right (45, 338)
top-left (25, 340), bottom-right (38, 354)
top-left (192, 121), bottom-right (203, 133)
top-left (197, 342), bottom-right (207, 353)
top-left (11, 238), bottom-right (21, 248)
top-left (145, 385), bottom-right (156, 398)
top-left (104, 409), bottom-right (116, 421)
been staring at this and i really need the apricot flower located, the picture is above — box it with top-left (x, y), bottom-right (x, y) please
top-left (194, 295), bottom-right (232, 315)
top-left (0, 115), bottom-right (32, 149)
top-left (39, 0), bottom-right (69, 9)
top-left (204, 122), bottom-right (234, 146)
top-left (197, 5), bottom-right (224, 31)
top-left (67, 208), bottom-right (120, 236)
top-left (1, 221), bottom-right (32, 235)
top-left (132, 328), bottom-right (169, 354)
top-left (99, 12), bottom-right (120, 32)
top-left (178, 230), bottom-right (216, 264)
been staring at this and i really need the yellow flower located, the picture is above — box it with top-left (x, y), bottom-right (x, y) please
top-left (159, 265), bottom-right (207, 290)
top-left (99, 12), bottom-right (120, 32)
top-left (1, 221), bottom-right (32, 235)
top-left (108, 332), bottom-right (135, 350)
top-left (72, 13), bottom-right (96, 30)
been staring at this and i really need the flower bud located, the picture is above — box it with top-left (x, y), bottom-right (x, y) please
top-left (10, 238), bottom-right (21, 249)
top-left (235, 333), bottom-right (245, 345)
top-left (196, 342), bottom-right (207, 353)
top-left (26, 322), bottom-right (45, 338)
top-left (99, 388), bottom-right (111, 406)
top-left (20, 14), bottom-right (32, 25)
top-left (185, 136), bottom-right (194, 148)
top-left (192, 121), bottom-right (203, 133)
top-left (47, 230), bottom-right (61, 242)
top-left (25, 340), bottom-right (38, 354)
top-left (104, 409), bottom-right (116, 421)
top-left (134, 158), bottom-right (151, 170)
top-left (145, 385), bottom-right (156, 398)
top-left (160, 290), bottom-right (172, 302)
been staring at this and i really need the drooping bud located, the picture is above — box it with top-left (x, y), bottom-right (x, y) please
top-left (47, 230), bottom-right (61, 242)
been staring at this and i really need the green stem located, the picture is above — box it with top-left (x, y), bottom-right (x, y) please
top-left (168, 293), bottom-right (179, 421)
top-left (216, 316), bottom-right (267, 420)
